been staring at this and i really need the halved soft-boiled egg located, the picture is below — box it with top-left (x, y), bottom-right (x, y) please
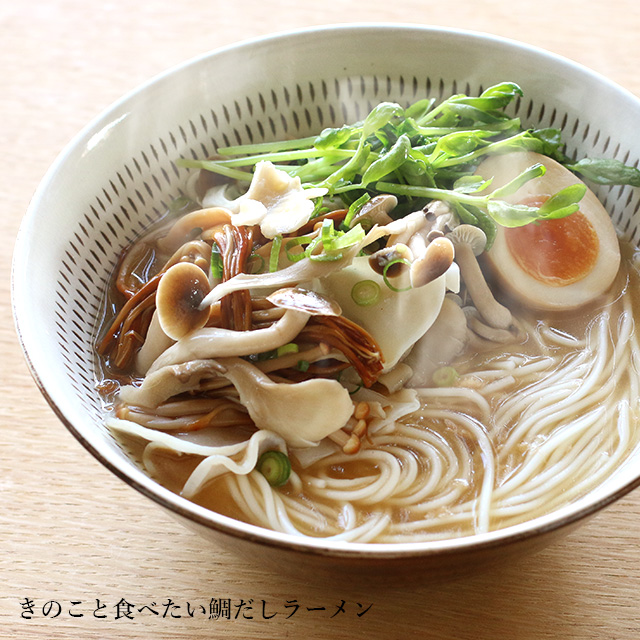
top-left (476, 151), bottom-right (621, 311)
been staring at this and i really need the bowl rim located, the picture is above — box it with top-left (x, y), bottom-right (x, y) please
top-left (13, 22), bottom-right (640, 559)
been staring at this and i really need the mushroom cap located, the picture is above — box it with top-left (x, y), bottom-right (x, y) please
top-left (352, 194), bottom-right (398, 227)
top-left (368, 243), bottom-right (412, 278)
top-left (266, 287), bottom-right (342, 316)
top-left (410, 236), bottom-right (455, 288)
top-left (446, 224), bottom-right (487, 256)
top-left (156, 262), bottom-right (211, 340)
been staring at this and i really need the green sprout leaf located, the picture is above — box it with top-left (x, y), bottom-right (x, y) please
top-left (567, 158), bottom-right (640, 187)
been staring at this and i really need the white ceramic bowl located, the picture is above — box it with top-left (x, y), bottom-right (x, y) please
top-left (13, 24), bottom-right (640, 574)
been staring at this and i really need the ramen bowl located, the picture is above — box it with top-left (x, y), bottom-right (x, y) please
top-left (13, 24), bottom-right (640, 575)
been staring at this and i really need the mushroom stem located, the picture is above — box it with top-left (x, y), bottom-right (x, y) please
top-left (466, 310), bottom-right (519, 343)
top-left (455, 243), bottom-right (512, 329)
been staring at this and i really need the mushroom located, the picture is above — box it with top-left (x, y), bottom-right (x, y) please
top-left (351, 194), bottom-right (398, 227)
top-left (463, 307), bottom-right (520, 344)
top-left (220, 357), bottom-right (355, 447)
top-left (198, 238), bottom-right (366, 308)
top-left (201, 182), bottom-right (243, 209)
top-left (425, 199), bottom-right (458, 235)
top-left (369, 223), bottom-right (455, 288)
top-left (368, 243), bottom-right (412, 278)
top-left (386, 210), bottom-right (428, 246)
top-left (163, 240), bottom-right (212, 273)
top-left (377, 362), bottom-right (414, 394)
top-left (409, 236), bottom-right (455, 288)
top-left (228, 161), bottom-right (327, 238)
top-left (157, 207), bottom-right (232, 252)
top-left (266, 287), bottom-right (342, 316)
top-left (135, 309), bottom-right (175, 375)
top-left (156, 262), bottom-right (211, 341)
top-left (404, 297), bottom-right (469, 387)
top-left (147, 308), bottom-right (311, 374)
top-left (446, 225), bottom-right (512, 330)
top-left (119, 359), bottom-right (227, 409)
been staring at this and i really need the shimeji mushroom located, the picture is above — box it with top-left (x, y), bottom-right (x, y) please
top-left (463, 306), bottom-right (521, 344)
top-left (156, 262), bottom-right (211, 341)
top-left (409, 236), bottom-right (455, 289)
top-left (368, 211), bottom-right (455, 288)
top-left (368, 243), bottom-right (413, 278)
top-left (351, 194), bottom-right (398, 228)
top-left (446, 225), bottom-right (512, 330)
top-left (425, 200), bottom-right (458, 235)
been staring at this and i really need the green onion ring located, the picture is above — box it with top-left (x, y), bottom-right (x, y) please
top-left (256, 451), bottom-right (291, 487)
top-left (351, 280), bottom-right (381, 306)
top-left (382, 258), bottom-right (412, 292)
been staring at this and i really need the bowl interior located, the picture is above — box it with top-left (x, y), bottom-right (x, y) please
top-left (13, 24), bottom-right (640, 556)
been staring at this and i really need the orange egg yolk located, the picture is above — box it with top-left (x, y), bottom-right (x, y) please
top-left (504, 196), bottom-right (599, 286)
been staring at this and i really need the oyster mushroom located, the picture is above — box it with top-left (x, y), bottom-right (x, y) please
top-left (266, 287), bottom-right (342, 316)
top-left (221, 357), bottom-right (355, 447)
top-left (446, 225), bottom-right (512, 330)
top-left (156, 262), bottom-right (211, 341)
top-left (147, 308), bottom-right (311, 374)
top-left (404, 297), bottom-right (468, 387)
top-left (119, 359), bottom-right (227, 409)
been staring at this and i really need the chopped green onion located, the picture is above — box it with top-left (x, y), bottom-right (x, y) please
top-left (256, 450), bottom-right (291, 487)
top-left (269, 235), bottom-right (282, 272)
top-left (348, 380), bottom-right (364, 395)
top-left (277, 343), bottom-right (299, 357)
top-left (284, 234), bottom-right (315, 262)
top-left (351, 280), bottom-right (381, 306)
top-left (321, 218), bottom-right (335, 248)
top-left (310, 197), bottom-right (330, 219)
top-left (432, 366), bottom-right (459, 387)
top-left (342, 193), bottom-right (371, 229)
top-left (382, 259), bottom-right (412, 292)
top-left (328, 223), bottom-right (365, 251)
top-left (297, 360), bottom-right (310, 372)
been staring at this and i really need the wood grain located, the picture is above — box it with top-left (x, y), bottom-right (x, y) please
top-left (2, 1), bottom-right (640, 638)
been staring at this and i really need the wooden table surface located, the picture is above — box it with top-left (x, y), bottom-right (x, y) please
top-left (3, 1), bottom-right (640, 638)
